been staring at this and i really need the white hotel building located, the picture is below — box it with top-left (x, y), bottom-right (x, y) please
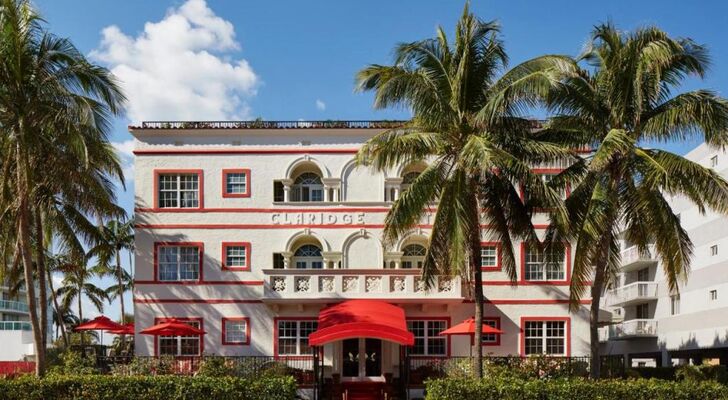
top-left (129, 120), bottom-right (593, 389)
top-left (601, 143), bottom-right (728, 367)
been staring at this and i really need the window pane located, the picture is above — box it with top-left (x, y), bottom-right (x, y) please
top-left (482, 319), bottom-right (498, 343)
top-left (224, 320), bottom-right (247, 343)
top-left (481, 246), bottom-right (498, 267)
top-left (180, 337), bottom-right (200, 355)
top-left (225, 246), bottom-right (247, 267)
top-left (159, 337), bottom-right (177, 355)
top-left (226, 172), bottom-right (247, 194)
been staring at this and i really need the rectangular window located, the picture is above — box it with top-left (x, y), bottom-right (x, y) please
top-left (671, 295), bottom-right (680, 315)
top-left (524, 320), bottom-right (566, 356)
top-left (711, 245), bottom-right (718, 256)
top-left (157, 244), bottom-right (201, 282)
top-left (481, 318), bottom-right (500, 345)
top-left (524, 244), bottom-right (566, 281)
top-left (222, 318), bottom-right (249, 345)
top-left (277, 320), bottom-right (318, 356)
top-left (273, 181), bottom-right (285, 202)
top-left (157, 172), bottom-right (200, 208)
top-left (637, 268), bottom-right (649, 282)
top-left (480, 244), bottom-right (499, 270)
top-left (158, 319), bottom-right (201, 356)
top-left (223, 169), bottom-right (250, 197)
top-left (407, 320), bottom-right (447, 356)
top-left (273, 253), bottom-right (285, 269)
top-left (635, 303), bottom-right (649, 319)
top-left (710, 155), bottom-right (718, 168)
top-left (709, 290), bottom-right (718, 301)
top-left (222, 242), bottom-right (250, 270)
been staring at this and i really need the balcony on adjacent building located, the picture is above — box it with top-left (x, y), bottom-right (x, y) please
top-left (0, 321), bottom-right (31, 331)
top-left (0, 300), bottom-right (29, 314)
top-left (609, 319), bottom-right (658, 340)
top-left (620, 246), bottom-right (657, 272)
top-left (606, 281), bottom-right (659, 307)
top-left (261, 269), bottom-right (463, 302)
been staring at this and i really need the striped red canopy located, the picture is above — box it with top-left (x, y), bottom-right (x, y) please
top-left (309, 300), bottom-right (414, 346)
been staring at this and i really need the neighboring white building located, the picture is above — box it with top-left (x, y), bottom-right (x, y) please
top-left (0, 284), bottom-right (48, 361)
top-left (129, 120), bottom-right (591, 392)
top-left (601, 143), bottom-right (728, 367)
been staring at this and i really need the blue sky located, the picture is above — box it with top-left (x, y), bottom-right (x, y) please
top-left (31, 0), bottom-right (727, 326)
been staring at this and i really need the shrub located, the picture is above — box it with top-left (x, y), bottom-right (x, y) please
top-left (47, 351), bottom-right (99, 376)
top-left (425, 377), bottom-right (728, 400)
top-left (0, 375), bottom-right (296, 400)
top-left (629, 367), bottom-right (676, 380)
top-left (676, 364), bottom-right (728, 384)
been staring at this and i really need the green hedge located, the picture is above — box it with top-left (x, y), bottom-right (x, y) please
top-left (425, 377), bottom-right (728, 400)
top-left (0, 375), bottom-right (296, 400)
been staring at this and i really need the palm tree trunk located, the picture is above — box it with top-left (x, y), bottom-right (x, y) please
top-left (589, 237), bottom-right (610, 379)
top-left (116, 249), bottom-right (126, 345)
top-left (46, 268), bottom-right (68, 347)
top-left (16, 142), bottom-right (45, 377)
top-left (34, 213), bottom-right (49, 352)
top-left (469, 181), bottom-right (484, 378)
top-left (78, 288), bottom-right (83, 345)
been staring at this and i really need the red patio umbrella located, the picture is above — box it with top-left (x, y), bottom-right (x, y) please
top-left (74, 316), bottom-right (125, 346)
top-left (140, 319), bottom-right (206, 336)
top-left (439, 317), bottom-right (503, 356)
top-left (108, 323), bottom-right (134, 335)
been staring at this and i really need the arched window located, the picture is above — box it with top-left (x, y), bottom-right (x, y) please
top-left (293, 244), bottom-right (323, 269)
top-left (292, 172), bottom-right (324, 202)
top-left (401, 171), bottom-right (421, 193)
top-left (402, 244), bottom-right (426, 269)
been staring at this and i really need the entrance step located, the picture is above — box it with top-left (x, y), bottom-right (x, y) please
top-left (341, 382), bottom-right (387, 400)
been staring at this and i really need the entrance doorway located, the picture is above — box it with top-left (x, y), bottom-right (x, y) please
top-left (341, 338), bottom-right (382, 380)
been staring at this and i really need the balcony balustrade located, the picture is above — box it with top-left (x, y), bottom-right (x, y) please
top-left (606, 281), bottom-right (659, 307)
top-left (262, 269), bottom-right (462, 302)
top-left (609, 319), bottom-right (658, 340)
top-left (0, 321), bottom-right (31, 331)
top-left (620, 246), bottom-right (657, 271)
top-left (0, 300), bottom-right (29, 313)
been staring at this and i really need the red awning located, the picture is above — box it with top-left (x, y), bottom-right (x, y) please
top-left (140, 319), bottom-right (206, 336)
top-left (74, 316), bottom-right (124, 332)
top-left (308, 300), bottom-right (414, 346)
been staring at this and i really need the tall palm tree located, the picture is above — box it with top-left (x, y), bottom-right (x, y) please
top-left (45, 253), bottom-right (71, 347)
top-left (91, 219), bottom-right (134, 325)
top-left (0, 0), bottom-right (125, 375)
top-left (541, 23), bottom-right (728, 378)
top-left (56, 254), bottom-right (109, 330)
top-left (355, 4), bottom-right (571, 377)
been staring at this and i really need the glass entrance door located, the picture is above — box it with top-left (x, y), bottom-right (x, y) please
top-left (341, 338), bottom-right (382, 379)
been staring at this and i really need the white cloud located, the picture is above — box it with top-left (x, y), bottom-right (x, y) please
top-left (315, 99), bottom-right (326, 111)
top-left (112, 140), bottom-right (135, 182)
top-left (90, 0), bottom-right (259, 123)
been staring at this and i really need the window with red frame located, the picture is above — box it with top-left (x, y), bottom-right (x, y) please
top-left (158, 245), bottom-right (201, 282)
top-left (407, 320), bottom-right (447, 356)
top-left (480, 245), bottom-right (499, 270)
top-left (277, 320), bottom-right (318, 356)
top-left (222, 318), bottom-right (249, 345)
top-left (158, 320), bottom-right (201, 356)
top-left (524, 320), bottom-right (566, 355)
top-left (223, 169), bottom-right (250, 197)
top-left (223, 243), bottom-right (249, 270)
top-left (524, 244), bottom-right (566, 281)
top-left (481, 318), bottom-right (500, 345)
top-left (158, 173), bottom-right (200, 208)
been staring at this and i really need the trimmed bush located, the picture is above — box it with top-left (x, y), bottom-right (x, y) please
top-left (425, 377), bottom-right (728, 400)
top-left (0, 375), bottom-right (296, 400)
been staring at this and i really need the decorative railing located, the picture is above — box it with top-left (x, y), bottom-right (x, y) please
top-left (611, 319), bottom-right (658, 339)
top-left (134, 120), bottom-right (407, 130)
top-left (0, 321), bottom-right (31, 331)
top-left (0, 300), bottom-right (29, 313)
top-left (620, 245), bottom-right (656, 267)
top-left (262, 269), bottom-right (462, 300)
top-left (607, 281), bottom-right (658, 306)
top-left (407, 355), bottom-right (625, 383)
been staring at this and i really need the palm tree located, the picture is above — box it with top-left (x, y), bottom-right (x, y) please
top-left (46, 253), bottom-right (71, 347)
top-left (0, 0), bottom-right (125, 375)
top-left (56, 254), bottom-right (109, 329)
top-left (355, 4), bottom-right (571, 377)
top-left (91, 220), bottom-right (134, 325)
top-left (541, 23), bottom-right (728, 378)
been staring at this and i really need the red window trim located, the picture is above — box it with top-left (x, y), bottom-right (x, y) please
top-left (479, 242), bottom-right (502, 272)
top-left (481, 317), bottom-right (501, 347)
top-left (405, 317), bottom-right (451, 358)
top-left (153, 242), bottom-right (204, 283)
top-left (519, 242), bottom-right (571, 285)
top-left (153, 317), bottom-right (204, 356)
top-left (221, 317), bottom-right (251, 345)
top-left (273, 317), bottom-right (318, 359)
top-left (221, 242), bottom-right (251, 271)
top-left (153, 169), bottom-right (204, 211)
top-left (519, 316), bottom-right (571, 357)
top-left (222, 168), bottom-right (251, 198)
